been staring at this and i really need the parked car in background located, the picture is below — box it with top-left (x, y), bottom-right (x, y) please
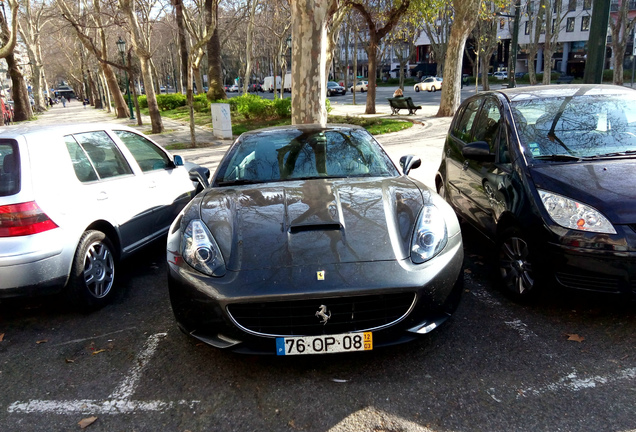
top-left (436, 84), bottom-right (636, 300)
top-left (167, 124), bottom-right (464, 354)
top-left (228, 84), bottom-right (240, 93)
top-left (349, 81), bottom-right (369, 92)
top-left (413, 76), bottom-right (443, 92)
top-left (326, 81), bottom-right (346, 96)
top-left (493, 71), bottom-right (508, 80)
top-left (247, 83), bottom-right (263, 92)
top-left (0, 124), bottom-right (209, 308)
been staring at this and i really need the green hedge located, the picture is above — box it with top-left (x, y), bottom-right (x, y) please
top-left (212, 93), bottom-right (291, 120)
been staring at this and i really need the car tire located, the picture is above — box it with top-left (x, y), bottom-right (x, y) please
top-left (415, 86), bottom-right (420, 92)
top-left (497, 227), bottom-right (541, 301)
top-left (361, 88), bottom-right (365, 93)
top-left (67, 230), bottom-right (117, 309)
top-left (432, 86), bottom-right (437, 92)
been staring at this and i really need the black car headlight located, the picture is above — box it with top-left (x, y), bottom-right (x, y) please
top-left (411, 204), bottom-right (448, 264)
top-left (181, 219), bottom-right (226, 277)
top-left (538, 189), bottom-right (616, 234)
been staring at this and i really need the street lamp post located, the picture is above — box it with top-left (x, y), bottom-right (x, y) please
top-left (498, 1), bottom-right (521, 89)
top-left (116, 37), bottom-right (135, 120)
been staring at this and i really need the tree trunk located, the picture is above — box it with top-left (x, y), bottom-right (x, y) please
top-left (243, 0), bottom-right (259, 93)
top-left (7, 54), bottom-right (33, 121)
top-left (290, 0), bottom-right (337, 126)
top-left (206, 0), bottom-right (227, 100)
top-left (437, 0), bottom-right (480, 117)
top-left (365, 37), bottom-right (379, 114)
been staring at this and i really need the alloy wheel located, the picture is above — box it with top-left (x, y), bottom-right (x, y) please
top-left (499, 235), bottom-right (534, 295)
top-left (83, 241), bottom-right (115, 299)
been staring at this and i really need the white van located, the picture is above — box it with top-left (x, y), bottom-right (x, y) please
top-left (283, 73), bottom-right (292, 92)
top-left (263, 76), bottom-right (282, 92)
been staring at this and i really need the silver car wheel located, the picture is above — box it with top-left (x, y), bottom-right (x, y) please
top-left (83, 241), bottom-right (115, 299)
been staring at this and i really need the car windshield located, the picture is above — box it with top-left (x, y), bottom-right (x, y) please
top-left (215, 128), bottom-right (399, 185)
top-left (328, 82), bottom-right (339, 87)
top-left (511, 92), bottom-right (636, 161)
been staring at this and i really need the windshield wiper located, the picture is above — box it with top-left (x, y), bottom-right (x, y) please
top-left (533, 154), bottom-right (581, 162)
top-left (582, 150), bottom-right (636, 160)
top-left (217, 179), bottom-right (262, 186)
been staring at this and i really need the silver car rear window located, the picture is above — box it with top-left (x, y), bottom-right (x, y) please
top-left (0, 141), bottom-right (20, 196)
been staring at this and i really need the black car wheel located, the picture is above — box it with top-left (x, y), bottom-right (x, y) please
top-left (415, 86), bottom-right (420, 92)
top-left (67, 230), bottom-right (117, 309)
top-left (497, 227), bottom-right (538, 299)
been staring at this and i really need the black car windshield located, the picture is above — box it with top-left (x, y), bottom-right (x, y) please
top-left (510, 92), bottom-right (636, 161)
top-left (216, 128), bottom-right (399, 185)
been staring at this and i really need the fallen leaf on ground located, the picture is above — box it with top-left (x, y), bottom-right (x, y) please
top-left (464, 269), bottom-right (472, 274)
top-left (78, 416), bottom-right (97, 429)
top-left (65, 359), bottom-right (75, 363)
top-left (0, 333), bottom-right (4, 342)
top-left (566, 333), bottom-right (585, 343)
top-left (92, 349), bottom-right (106, 355)
top-left (36, 339), bottom-right (48, 344)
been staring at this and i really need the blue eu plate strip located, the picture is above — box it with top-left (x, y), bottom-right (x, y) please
top-left (276, 338), bottom-right (286, 355)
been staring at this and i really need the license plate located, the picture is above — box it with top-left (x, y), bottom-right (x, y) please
top-left (276, 332), bottom-right (373, 355)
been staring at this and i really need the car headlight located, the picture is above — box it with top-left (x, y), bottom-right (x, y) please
top-left (411, 204), bottom-right (448, 264)
top-left (538, 189), bottom-right (616, 234)
top-left (181, 219), bottom-right (226, 276)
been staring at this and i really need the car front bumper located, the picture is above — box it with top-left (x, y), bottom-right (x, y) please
top-left (167, 231), bottom-right (464, 354)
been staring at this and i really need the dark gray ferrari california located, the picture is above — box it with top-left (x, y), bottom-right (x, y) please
top-left (167, 125), bottom-right (463, 355)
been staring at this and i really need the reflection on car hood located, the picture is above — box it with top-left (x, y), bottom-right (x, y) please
top-left (199, 177), bottom-right (427, 270)
top-left (529, 160), bottom-right (636, 224)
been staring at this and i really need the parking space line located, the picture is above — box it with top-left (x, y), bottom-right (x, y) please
top-left (470, 288), bottom-right (538, 341)
top-left (51, 327), bottom-right (137, 347)
top-left (8, 333), bottom-right (199, 415)
top-left (518, 367), bottom-right (636, 398)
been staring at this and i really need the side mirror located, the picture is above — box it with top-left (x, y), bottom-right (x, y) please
top-left (173, 155), bottom-right (184, 166)
top-left (462, 141), bottom-right (495, 162)
top-left (399, 155), bottom-right (421, 176)
top-left (189, 166), bottom-right (211, 193)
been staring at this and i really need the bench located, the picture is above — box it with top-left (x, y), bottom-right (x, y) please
top-left (387, 97), bottom-right (421, 115)
top-left (556, 75), bottom-right (574, 84)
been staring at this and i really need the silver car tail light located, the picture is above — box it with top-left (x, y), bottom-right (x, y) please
top-left (0, 201), bottom-right (58, 237)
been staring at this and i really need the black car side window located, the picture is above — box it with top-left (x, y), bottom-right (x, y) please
top-left (454, 99), bottom-right (482, 143)
top-left (473, 98), bottom-right (502, 154)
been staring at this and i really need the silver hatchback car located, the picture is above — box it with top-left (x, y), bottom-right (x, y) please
top-left (0, 123), bottom-right (208, 308)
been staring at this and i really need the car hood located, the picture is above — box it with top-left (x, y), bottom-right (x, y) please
top-left (529, 160), bottom-right (636, 224)
top-left (199, 177), bottom-right (427, 271)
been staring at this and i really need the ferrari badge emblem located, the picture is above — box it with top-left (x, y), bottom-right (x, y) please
top-left (315, 305), bottom-right (331, 324)
top-left (317, 271), bottom-right (325, 281)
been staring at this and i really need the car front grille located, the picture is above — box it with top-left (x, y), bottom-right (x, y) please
top-left (555, 272), bottom-right (622, 293)
top-left (226, 292), bottom-right (416, 337)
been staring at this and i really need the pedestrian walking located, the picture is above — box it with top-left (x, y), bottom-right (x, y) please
top-left (83, 98), bottom-right (89, 109)
top-left (61, 96), bottom-right (67, 108)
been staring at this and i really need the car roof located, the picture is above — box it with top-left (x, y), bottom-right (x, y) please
top-left (497, 84), bottom-right (634, 103)
top-left (0, 122), bottom-right (140, 140)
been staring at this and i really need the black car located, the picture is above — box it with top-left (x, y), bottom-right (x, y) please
top-left (436, 84), bottom-right (636, 300)
top-left (168, 125), bottom-right (464, 355)
top-left (327, 81), bottom-right (346, 97)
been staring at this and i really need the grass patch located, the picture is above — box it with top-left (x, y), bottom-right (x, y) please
top-left (139, 103), bottom-right (411, 139)
top-left (328, 115), bottom-right (413, 134)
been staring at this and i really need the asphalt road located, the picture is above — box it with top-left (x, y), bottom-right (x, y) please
top-left (1, 94), bottom-right (635, 432)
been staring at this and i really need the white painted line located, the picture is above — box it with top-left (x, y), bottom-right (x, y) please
top-left (109, 332), bottom-right (166, 400)
top-left (8, 399), bottom-right (197, 414)
top-left (7, 332), bottom-right (199, 415)
top-left (518, 367), bottom-right (636, 398)
top-left (471, 289), bottom-right (537, 341)
top-left (504, 319), bottom-right (537, 341)
top-left (51, 327), bottom-right (137, 347)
